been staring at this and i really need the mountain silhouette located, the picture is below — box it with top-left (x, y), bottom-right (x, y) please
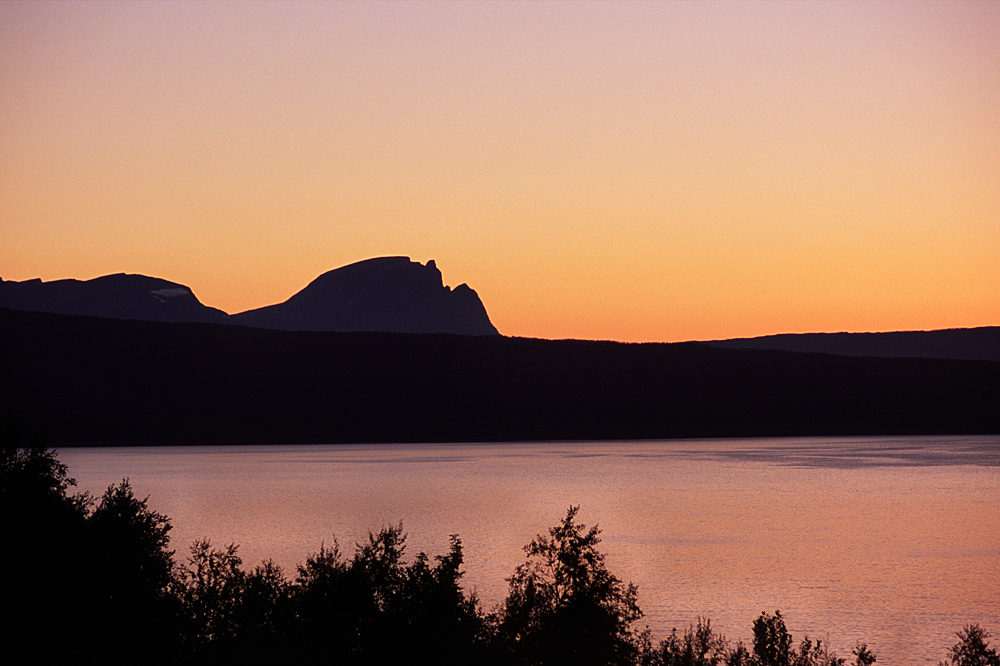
top-left (706, 328), bottom-right (1000, 362)
top-left (0, 273), bottom-right (230, 324)
top-left (230, 257), bottom-right (499, 335)
top-left (1, 257), bottom-right (499, 336)
top-left (5, 261), bottom-right (995, 349)
top-left (2, 306), bottom-right (996, 445)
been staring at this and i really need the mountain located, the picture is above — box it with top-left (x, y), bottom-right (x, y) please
top-left (706, 328), bottom-right (1000, 362)
top-left (2, 307), bottom-right (997, 445)
top-left (0, 257), bottom-right (499, 336)
top-left (0, 273), bottom-right (230, 324)
top-left (5, 261), bottom-right (994, 349)
top-left (231, 257), bottom-right (499, 335)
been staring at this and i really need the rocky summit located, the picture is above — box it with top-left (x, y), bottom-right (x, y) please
top-left (231, 257), bottom-right (499, 335)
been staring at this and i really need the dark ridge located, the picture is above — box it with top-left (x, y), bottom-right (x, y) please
top-left (706, 327), bottom-right (1000, 362)
top-left (2, 307), bottom-right (996, 446)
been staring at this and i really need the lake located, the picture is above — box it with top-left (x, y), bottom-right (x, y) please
top-left (59, 436), bottom-right (1000, 664)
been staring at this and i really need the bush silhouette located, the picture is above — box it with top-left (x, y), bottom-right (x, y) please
top-left (643, 616), bottom-right (730, 666)
top-left (88, 479), bottom-right (177, 657)
top-left (292, 524), bottom-right (486, 663)
top-left (852, 643), bottom-right (877, 666)
top-left (2, 420), bottom-right (91, 660)
top-left (498, 505), bottom-right (643, 666)
top-left (940, 624), bottom-right (1000, 666)
top-left (753, 611), bottom-right (794, 666)
top-left (174, 540), bottom-right (249, 648)
top-left (9, 440), bottom-right (999, 666)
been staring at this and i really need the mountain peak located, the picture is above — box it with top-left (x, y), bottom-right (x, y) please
top-left (1, 258), bottom-right (500, 336)
top-left (234, 257), bottom-right (499, 335)
top-left (0, 273), bottom-right (229, 324)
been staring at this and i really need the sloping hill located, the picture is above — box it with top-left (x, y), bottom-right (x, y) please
top-left (2, 307), bottom-right (996, 445)
top-left (706, 328), bottom-right (1000, 362)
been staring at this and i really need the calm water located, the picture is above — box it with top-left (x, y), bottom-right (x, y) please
top-left (60, 437), bottom-right (1000, 664)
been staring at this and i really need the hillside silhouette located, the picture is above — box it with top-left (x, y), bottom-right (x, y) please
top-left (2, 307), bottom-right (996, 445)
top-left (708, 328), bottom-right (1000, 362)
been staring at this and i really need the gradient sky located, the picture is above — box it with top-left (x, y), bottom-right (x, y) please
top-left (2, 1), bottom-right (997, 342)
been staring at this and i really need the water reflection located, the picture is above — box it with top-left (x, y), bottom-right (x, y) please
top-left (683, 437), bottom-right (1000, 468)
top-left (59, 436), bottom-right (1000, 665)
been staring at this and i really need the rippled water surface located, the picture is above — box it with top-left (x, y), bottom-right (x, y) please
top-left (61, 436), bottom-right (1000, 664)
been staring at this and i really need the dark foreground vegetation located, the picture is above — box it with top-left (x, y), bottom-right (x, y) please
top-left (4, 428), bottom-right (998, 666)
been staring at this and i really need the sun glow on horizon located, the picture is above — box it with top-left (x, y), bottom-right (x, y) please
top-left (2, 1), bottom-right (997, 343)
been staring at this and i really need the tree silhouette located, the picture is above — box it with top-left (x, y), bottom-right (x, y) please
top-left (753, 611), bottom-right (794, 666)
top-left (232, 558), bottom-right (293, 654)
top-left (940, 625), bottom-right (1000, 666)
top-left (1, 419), bottom-right (91, 660)
top-left (293, 539), bottom-right (352, 655)
top-left (292, 525), bottom-right (486, 663)
top-left (499, 505), bottom-right (643, 666)
top-left (173, 539), bottom-right (248, 649)
top-left (1, 434), bottom-right (974, 666)
top-left (88, 479), bottom-right (177, 658)
top-left (396, 534), bottom-right (486, 664)
top-left (90, 479), bottom-right (173, 600)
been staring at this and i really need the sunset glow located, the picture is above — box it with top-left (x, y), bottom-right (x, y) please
top-left (2, 1), bottom-right (997, 342)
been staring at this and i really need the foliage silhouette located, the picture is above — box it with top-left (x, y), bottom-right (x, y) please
top-left (1, 418), bottom-right (91, 660)
top-left (174, 540), bottom-right (249, 647)
top-left (792, 636), bottom-right (844, 666)
top-left (90, 479), bottom-right (173, 596)
top-left (727, 642), bottom-right (754, 666)
top-left (749, 611), bottom-right (847, 666)
top-left (171, 539), bottom-right (295, 662)
top-left (939, 624), bottom-right (1000, 666)
top-left (640, 617), bottom-right (730, 666)
top-left (291, 524), bottom-right (487, 663)
top-left (753, 611), bottom-right (794, 666)
top-left (6, 441), bottom-right (999, 665)
top-left (235, 559), bottom-right (294, 653)
top-left (852, 643), bottom-right (877, 666)
top-left (498, 505), bottom-right (643, 666)
top-left (88, 479), bottom-right (177, 657)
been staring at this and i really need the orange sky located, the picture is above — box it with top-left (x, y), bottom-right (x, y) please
top-left (2, 1), bottom-right (997, 342)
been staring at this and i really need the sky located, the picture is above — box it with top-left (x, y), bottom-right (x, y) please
top-left (2, 1), bottom-right (997, 342)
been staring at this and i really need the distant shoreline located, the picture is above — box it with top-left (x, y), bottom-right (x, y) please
top-left (4, 307), bottom-right (997, 447)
